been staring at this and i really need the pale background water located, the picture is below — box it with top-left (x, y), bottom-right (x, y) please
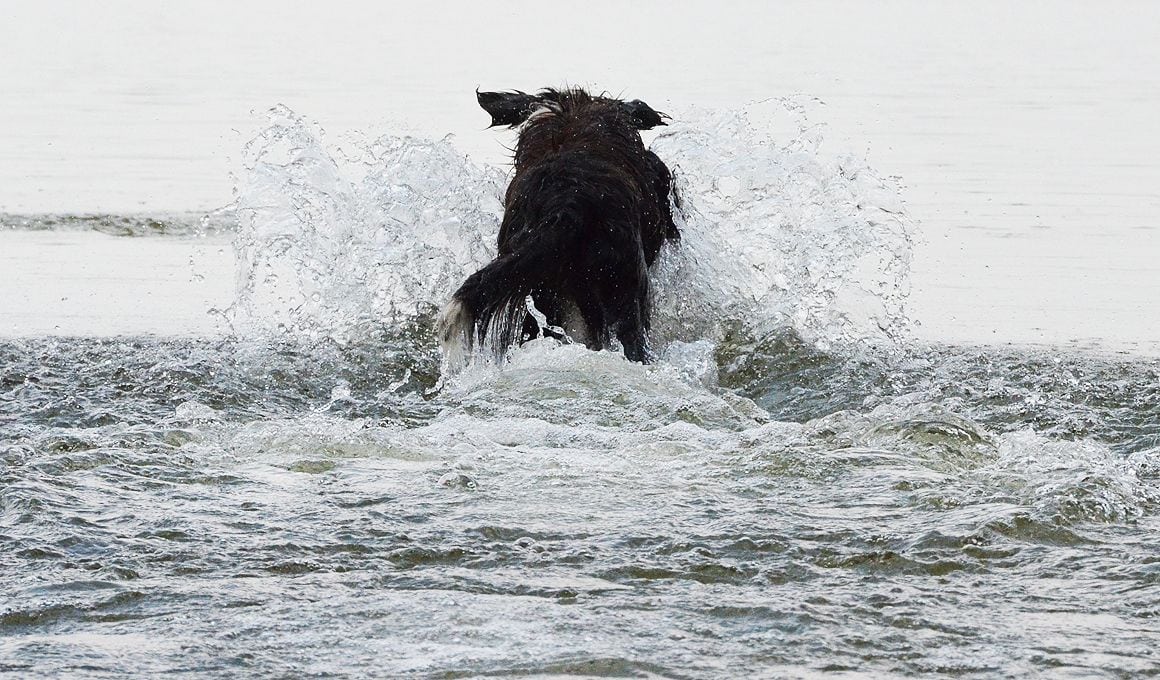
top-left (1, 0), bottom-right (1158, 352)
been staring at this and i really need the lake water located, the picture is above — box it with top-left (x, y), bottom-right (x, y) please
top-left (2, 2), bottom-right (1158, 677)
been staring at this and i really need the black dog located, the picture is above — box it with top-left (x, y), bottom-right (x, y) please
top-left (439, 87), bottom-right (679, 364)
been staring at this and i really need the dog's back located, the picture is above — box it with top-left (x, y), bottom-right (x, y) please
top-left (439, 87), bottom-right (677, 364)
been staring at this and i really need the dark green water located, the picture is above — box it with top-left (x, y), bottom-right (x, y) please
top-left (2, 332), bottom-right (1157, 678)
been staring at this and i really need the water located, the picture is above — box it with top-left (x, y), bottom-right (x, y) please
top-left (3, 339), bottom-right (1158, 676)
top-left (4, 2), bottom-right (1160, 677)
top-left (4, 102), bottom-right (1159, 677)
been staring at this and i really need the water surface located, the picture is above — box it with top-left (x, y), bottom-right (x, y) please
top-left (2, 2), bottom-right (1159, 677)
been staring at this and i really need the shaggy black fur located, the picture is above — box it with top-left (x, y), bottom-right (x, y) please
top-left (439, 87), bottom-right (679, 363)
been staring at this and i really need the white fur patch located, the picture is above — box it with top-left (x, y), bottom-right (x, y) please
top-left (436, 298), bottom-right (473, 369)
top-left (524, 102), bottom-right (561, 127)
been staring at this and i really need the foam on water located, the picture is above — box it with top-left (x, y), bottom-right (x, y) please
top-left (4, 341), bottom-right (1159, 677)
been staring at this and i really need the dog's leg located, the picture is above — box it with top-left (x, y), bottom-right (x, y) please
top-left (560, 298), bottom-right (591, 346)
top-left (611, 250), bottom-right (654, 363)
top-left (573, 297), bottom-right (610, 352)
top-left (616, 300), bottom-right (651, 364)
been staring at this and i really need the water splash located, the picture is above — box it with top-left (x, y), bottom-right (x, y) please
top-left (230, 104), bottom-right (505, 346)
top-left (228, 100), bottom-right (914, 363)
top-left (650, 97), bottom-right (915, 350)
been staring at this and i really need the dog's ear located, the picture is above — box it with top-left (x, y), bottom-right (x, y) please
top-left (623, 99), bottom-right (669, 130)
top-left (477, 89), bottom-right (542, 127)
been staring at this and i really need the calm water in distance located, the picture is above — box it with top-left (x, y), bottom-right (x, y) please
top-left (1, 1), bottom-right (1158, 348)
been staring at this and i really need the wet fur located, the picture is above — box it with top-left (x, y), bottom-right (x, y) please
top-left (440, 87), bottom-right (679, 364)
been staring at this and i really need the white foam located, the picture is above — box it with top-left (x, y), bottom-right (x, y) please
top-left (229, 100), bottom-right (915, 359)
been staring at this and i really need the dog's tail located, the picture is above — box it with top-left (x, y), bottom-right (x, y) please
top-left (438, 219), bottom-right (578, 364)
top-left (437, 253), bottom-right (532, 363)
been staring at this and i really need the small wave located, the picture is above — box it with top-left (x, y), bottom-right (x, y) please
top-left (981, 430), bottom-right (1160, 524)
top-left (804, 400), bottom-right (1160, 525)
top-left (0, 211), bottom-right (237, 237)
top-left (152, 337), bottom-right (1158, 532)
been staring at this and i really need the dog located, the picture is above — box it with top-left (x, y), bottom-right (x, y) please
top-left (438, 87), bottom-right (679, 365)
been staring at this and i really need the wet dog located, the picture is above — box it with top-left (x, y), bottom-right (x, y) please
top-left (439, 87), bottom-right (678, 364)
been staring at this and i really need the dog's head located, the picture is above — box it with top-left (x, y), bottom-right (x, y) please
top-left (476, 88), bottom-right (669, 131)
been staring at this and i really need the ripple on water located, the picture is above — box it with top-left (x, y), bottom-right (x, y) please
top-left (3, 331), bottom-right (1160, 676)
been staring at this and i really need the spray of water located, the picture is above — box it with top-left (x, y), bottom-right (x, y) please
top-left (650, 98), bottom-right (914, 350)
top-left (230, 104), bottom-right (505, 347)
top-left (228, 99), bottom-right (914, 365)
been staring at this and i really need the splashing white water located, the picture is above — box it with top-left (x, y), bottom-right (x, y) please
top-left (231, 105), bottom-right (505, 345)
top-left (650, 98), bottom-right (914, 349)
top-left (229, 100), bottom-right (914, 355)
